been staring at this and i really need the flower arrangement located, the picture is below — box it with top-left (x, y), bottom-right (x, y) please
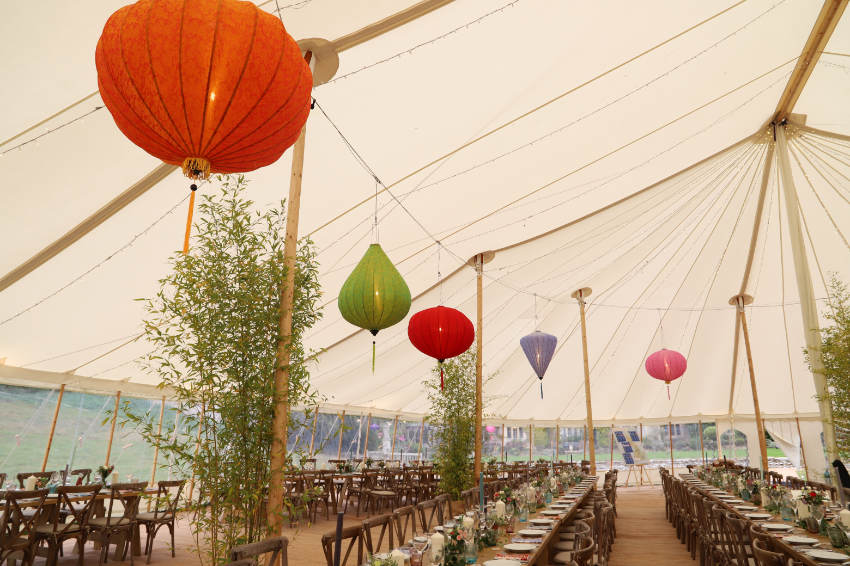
top-left (364, 457), bottom-right (374, 469)
top-left (497, 487), bottom-right (518, 510)
top-left (368, 555), bottom-right (397, 566)
top-left (96, 465), bottom-right (114, 484)
top-left (486, 457), bottom-right (498, 468)
top-left (443, 525), bottom-right (468, 566)
top-left (800, 489), bottom-right (825, 506)
top-left (377, 460), bottom-right (386, 469)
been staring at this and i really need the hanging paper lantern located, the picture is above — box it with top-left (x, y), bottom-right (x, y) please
top-left (338, 244), bottom-right (411, 371)
top-left (96, 0), bottom-right (312, 179)
top-left (96, 0), bottom-right (312, 251)
top-left (408, 306), bottom-right (474, 390)
top-left (520, 331), bottom-right (557, 399)
top-left (645, 348), bottom-right (687, 399)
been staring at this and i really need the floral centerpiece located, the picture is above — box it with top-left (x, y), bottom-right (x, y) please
top-left (800, 489), bottom-right (825, 506)
top-left (96, 465), bottom-right (114, 484)
top-left (442, 525), bottom-right (468, 566)
top-left (364, 457), bottom-right (374, 469)
top-left (496, 487), bottom-right (518, 512)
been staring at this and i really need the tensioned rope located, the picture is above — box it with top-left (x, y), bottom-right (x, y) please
top-left (306, 0), bottom-right (749, 238)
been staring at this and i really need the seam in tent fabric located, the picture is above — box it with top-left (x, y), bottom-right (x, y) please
top-left (306, 0), bottom-right (750, 238)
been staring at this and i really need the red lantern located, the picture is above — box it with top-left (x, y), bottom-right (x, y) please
top-left (96, 0), bottom-right (312, 180)
top-left (408, 306), bottom-right (474, 390)
top-left (645, 348), bottom-right (687, 399)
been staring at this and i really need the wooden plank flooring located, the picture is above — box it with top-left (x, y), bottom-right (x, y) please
top-left (608, 487), bottom-right (694, 566)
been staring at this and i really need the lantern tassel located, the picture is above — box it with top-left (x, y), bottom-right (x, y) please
top-left (372, 340), bottom-right (376, 374)
top-left (540, 381), bottom-right (543, 399)
top-left (182, 184), bottom-right (198, 254)
top-left (440, 364), bottom-right (444, 391)
top-left (667, 383), bottom-right (671, 400)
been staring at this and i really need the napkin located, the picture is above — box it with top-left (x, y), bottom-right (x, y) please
top-left (512, 537), bottom-right (542, 543)
top-left (495, 553), bottom-right (530, 563)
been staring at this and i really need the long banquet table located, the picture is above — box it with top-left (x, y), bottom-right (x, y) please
top-left (472, 478), bottom-right (596, 565)
top-left (681, 473), bottom-right (848, 566)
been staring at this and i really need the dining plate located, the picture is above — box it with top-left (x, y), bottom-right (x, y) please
top-left (529, 518), bottom-right (554, 526)
top-left (434, 525), bottom-right (443, 532)
top-left (484, 560), bottom-right (523, 566)
top-left (760, 523), bottom-right (793, 532)
top-left (783, 535), bottom-right (818, 545)
top-left (504, 543), bottom-right (537, 552)
top-left (541, 510), bottom-right (561, 516)
top-left (550, 504), bottom-right (569, 509)
top-left (518, 529), bottom-right (546, 536)
top-left (744, 513), bottom-right (772, 520)
top-left (805, 548), bottom-right (848, 562)
top-left (734, 505), bottom-right (758, 511)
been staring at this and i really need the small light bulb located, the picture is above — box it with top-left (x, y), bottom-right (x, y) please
top-left (210, 92), bottom-right (216, 101)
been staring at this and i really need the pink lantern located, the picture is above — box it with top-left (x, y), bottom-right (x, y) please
top-left (645, 348), bottom-right (687, 399)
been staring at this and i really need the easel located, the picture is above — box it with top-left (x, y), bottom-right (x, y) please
top-left (623, 459), bottom-right (653, 487)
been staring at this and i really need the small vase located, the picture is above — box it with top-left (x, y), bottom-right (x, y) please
top-left (828, 525), bottom-right (848, 548)
top-left (810, 503), bottom-right (825, 522)
top-left (464, 539), bottom-right (477, 564)
top-left (780, 496), bottom-right (797, 522)
top-left (740, 487), bottom-right (751, 501)
top-left (518, 505), bottom-right (528, 523)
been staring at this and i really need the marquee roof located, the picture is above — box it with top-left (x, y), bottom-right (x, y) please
top-left (1, 0), bottom-right (849, 424)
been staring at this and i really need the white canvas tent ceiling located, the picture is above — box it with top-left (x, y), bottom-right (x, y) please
top-left (1, 0), bottom-right (849, 425)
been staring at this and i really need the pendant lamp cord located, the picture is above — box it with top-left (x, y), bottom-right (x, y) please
top-left (533, 293), bottom-right (538, 330)
top-left (437, 242), bottom-right (443, 305)
top-left (182, 183), bottom-right (198, 254)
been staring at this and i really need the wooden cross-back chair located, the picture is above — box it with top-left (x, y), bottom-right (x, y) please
top-left (435, 493), bottom-right (453, 523)
top-left (321, 525), bottom-right (363, 566)
top-left (362, 513), bottom-right (395, 555)
top-left (88, 481), bottom-right (147, 565)
top-left (416, 499), bottom-right (441, 533)
top-left (15, 471), bottom-right (53, 488)
top-left (0, 489), bottom-right (49, 566)
top-left (37, 484), bottom-right (103, 566)
top-left (138, 479), bottom-right (185, 563)
top-left (230, 536), bottom-right (288, 566)
top-left (393, 505), bottom-right (418, 543)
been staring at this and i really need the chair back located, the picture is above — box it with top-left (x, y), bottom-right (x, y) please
top-left (0, 473), bottom-right (5, 487)
top-left (435, 493), bottom-right (453, 523)
top-left (16, 471), bottom-right (53, 488)
top-left (0, 489), bottom-right (49, 549)
top-left (751, 538), bottom-right (790, 566)
top-left (321, 524), bottom-right (363, 566)
top-left (151, 479), bottom-right (185, 520)
top-left (230, 536), bottom-right (288, 566)
top-left (571, 535), bottom-right (596, 566)
top-left (363, 513), bottom-right (395, 555)
top-left (393, 505), bottom-right (417, 542)
top-left (54, 484), bottom-right (103, 534)
top-left (70, 468), bottom-right (92, 484)
top-left (104, 481), bottom-right (148, 527)
top-left (416, 499), bottom-right (441, 532)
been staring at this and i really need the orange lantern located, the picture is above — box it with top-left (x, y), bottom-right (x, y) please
top-left (96, 0), bottom-right (312, 248)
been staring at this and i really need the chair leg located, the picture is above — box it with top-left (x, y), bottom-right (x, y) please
top-left (170, 522), bottom-right (176, 558)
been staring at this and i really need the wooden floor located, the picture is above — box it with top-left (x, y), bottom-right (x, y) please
top-left (45, 487), bottom-right (693, 566)
top-left (608, 486), bottom-right (693, 566)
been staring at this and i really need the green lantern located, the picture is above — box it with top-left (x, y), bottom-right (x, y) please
top-left (338, 243), bottom-right (411, 371)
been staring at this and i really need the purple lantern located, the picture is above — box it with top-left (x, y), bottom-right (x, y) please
top-left (520, 330), bottom-right (558, 399)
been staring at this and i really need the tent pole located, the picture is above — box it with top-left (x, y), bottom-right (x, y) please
top-left (501, 424), bottom-right (506, 462)
top-left (391, 415), bottom-right (398, 460)
top-left (609, 427), bottom-right (614, 471)
top-left (418, 417), bottom-right (425, 462)
top-left (776, 123), bottom-right (840, 488)
top-left (188, 401), bottom-right (205, 505)
top-left (268, 51), bottom-right (312, 539)
top-left (573, 287), bottom-right (596, 475)
top-left (716, 420), bottom-right (723, 460)
top-left (669, 421), bottom-right (674, 474)
top-left (105, 390), bottom-right (121, 466)
top-left (362, 413), bottom-right (372, 463)
top-left (795, 416), bottom-right (810, 481)
top-left (337, 411), bottom-right (346, 460)
top-left (149, 396), bottom-right (166, 486)
top-left (309, 407), bottom-right (319, 457)
top-left (731, 294), bottom-right (769, 472)
top-left (41, 383), bottom-right (65, 472)
top-left (473, 253), bottom-right (484, 479)
top-left (699, 419), bottom-right (705, 468)
top-left (555, 424), bottom-right (560, 462)
top-left (582, 425), bottom-right (586, 461)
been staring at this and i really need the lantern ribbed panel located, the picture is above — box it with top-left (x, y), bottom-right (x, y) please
top-left (338, 244), bottom-right (411, 334)
top-left (407, 306), bottom-right (474, 362)
top-left (519, 331), bottom-right (557, 378)
top-left (95, 0), bottom-right (312, 175)
top-left (645, 348), bottom-right (688, 383)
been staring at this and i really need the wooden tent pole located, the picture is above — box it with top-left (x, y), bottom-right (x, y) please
top-left (669, 421), bottom-right (674, 474)
top-left (149, 396), bottom-right (166, 486)
top-left (41, 383), bottom-right (66, 472)
top-left (639, 423), bottom-right (643, 441)
top-left (699, 419), bottom-right (705, 467)
top-left (391, 415), bottom-right (398, 460)
top-left (418, 417), bottom-right (425, 462)
top-left (731, 294), bottom-right (769, 472)
top-left (362, 413), bottom-right (372, 463)
top-left (105, 391), bottom-right (121, 466)
top-left (582, 425), bottom-right (586, 461)
top-left (267, 51), bottom-right (312, 538)
top-left (795, 416), bottom-right (810, 480)
top-left (501, 424), bottom-right (506, 462)
top-left (309, 407), bottom-right (319, 456)
top-left (337, 411), bottom-right (346, 460)
top-left (555, 424), bottom-right (560, 461)
top-left (609, 427), bottom-right (614, 470)
top-left (573, 287), bottom-right (596, 474)
top-left (474, 253), bottom-right (484, 479)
